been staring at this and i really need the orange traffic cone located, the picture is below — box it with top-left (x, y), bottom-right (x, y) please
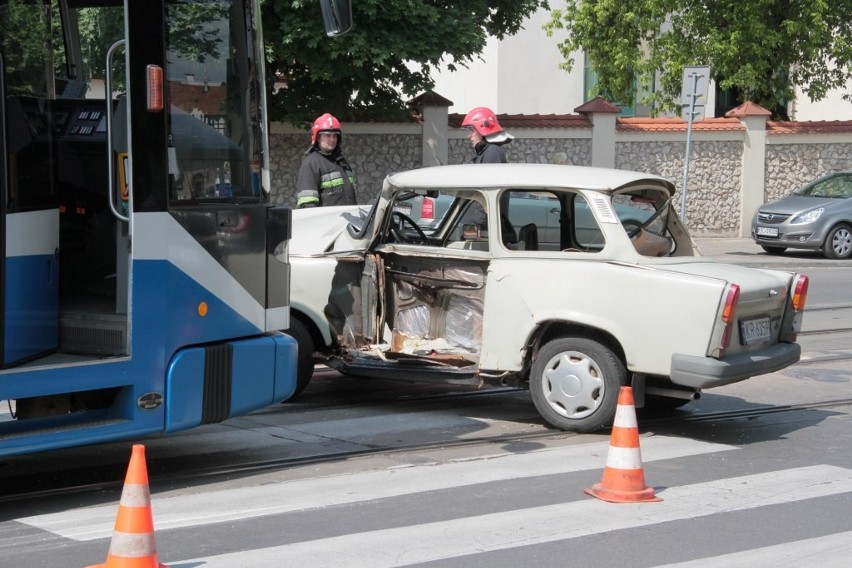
top-left (584, 386), bottom-right (662, 503)
top-left (87, 444), bottom-right (168, 567)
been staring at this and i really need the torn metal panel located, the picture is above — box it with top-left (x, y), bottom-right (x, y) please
top-left (381, 254), bottom-right (488, 364)
top-left (324, 258), bottom-right (366, 347)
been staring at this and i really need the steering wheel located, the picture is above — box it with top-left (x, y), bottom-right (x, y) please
top-left (390, 211), bottom-right (429, 244)
top-left (627, 200), bottom-right (669, 239)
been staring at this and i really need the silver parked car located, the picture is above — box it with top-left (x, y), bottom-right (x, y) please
top-left (752, 171), bottom-right (852, 259)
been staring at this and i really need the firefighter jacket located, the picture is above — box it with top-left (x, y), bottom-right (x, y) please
top-left (296, 149), bottom-right (357, 207)
top-left (471, 140), bottom-right (508, 164)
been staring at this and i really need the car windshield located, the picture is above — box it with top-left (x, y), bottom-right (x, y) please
top-left (795, 174), bottom-right (852, 198)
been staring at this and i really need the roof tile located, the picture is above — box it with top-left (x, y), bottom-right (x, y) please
top-left (768, 120), bottom-right (852, 134)
top-left (725, 101), bottom-right (772, 117)
top-left (617, 117), bottom-right (744, 132)
top-left (449, 113), bottom-right (591, 129)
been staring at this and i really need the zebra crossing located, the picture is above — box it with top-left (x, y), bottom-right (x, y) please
top-left (14, 434), bottom-right (852, 567)
top-left (163, 465), bottom-right (852, 568)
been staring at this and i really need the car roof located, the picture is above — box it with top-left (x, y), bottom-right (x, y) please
top-left (386, 163), bottom-right (676, 195)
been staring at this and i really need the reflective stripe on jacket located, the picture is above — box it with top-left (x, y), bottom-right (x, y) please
top-left (296, 149), bottom-right (356, 207)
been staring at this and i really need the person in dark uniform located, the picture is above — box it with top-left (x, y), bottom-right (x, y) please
top-left (295, 113), bottom-right (357, 208)
top-left (462, 106), bottom-right (514, 163)
top-left (460, 107), bottom-right (515, 228)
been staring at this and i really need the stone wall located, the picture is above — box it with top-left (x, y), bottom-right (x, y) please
top-left (268, 113), bottom-right (852, 236)
top-left (269, 132), bottom-right (421, 207)
top-left (448, 137), bottom-right (592, 166)
top-left (765, 143), bottom-right (852, 202)
top-left (617, 140), bottom-right (743, 235)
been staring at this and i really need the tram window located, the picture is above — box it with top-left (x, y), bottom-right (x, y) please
top-left (165, 0), bottom-right (265, 203)
top-left (0, 0), bottom-right (69, 98)
top-left (73, 5), bottom-right (125, 98)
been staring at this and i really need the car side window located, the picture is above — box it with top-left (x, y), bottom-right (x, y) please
top-left (443, 196), bottom-right (489, 249)
top-left (498, 190), bottom-right (607, 253)
top-left (809, 175), bottom-right (852, 198)
top-left (573, 194), bottom-right (606, 252)
top-left (500, 190), bottom-right (553, 251)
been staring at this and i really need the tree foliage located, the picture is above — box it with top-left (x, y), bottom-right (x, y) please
top-left (262, 0), bottom-right (548, 125)
top-left (1, 0), bottom-right (56, 95)
top-left (545, 0), bottom-right (852, 119)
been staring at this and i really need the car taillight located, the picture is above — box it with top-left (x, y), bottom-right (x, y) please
top-left (421, 197), bottom-right (434, 219)
top-left (792, 275), bottom-right (808, 312)
top-left (782, 274), bottom-right (809, 342)
top-left (719, 284), bottom-right (739, 357)
top-left (709, 283), bottom-right (739, 359)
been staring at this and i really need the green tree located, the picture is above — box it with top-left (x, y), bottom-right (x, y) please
top-left (545, 0), bottom-right (852, 119)
top-left (262, 0), bottom-right (548, 125)
top-left (1, 0), bottom-right (57, 95)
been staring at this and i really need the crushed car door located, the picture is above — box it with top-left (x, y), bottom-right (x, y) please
top-left (323, 250), bottom-right (379, 348)
top-left (380, 251), bottom-right (487, 367)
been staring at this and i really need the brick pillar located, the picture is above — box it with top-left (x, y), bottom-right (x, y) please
top-left (575, 97), bottom-right (620, 168)
top-left (725, 101), bottom-right (771, 237)
top-left (408, 91), bottom-right (453, 167)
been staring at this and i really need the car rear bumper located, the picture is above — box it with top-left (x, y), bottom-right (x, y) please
top-left (670, 342), bottom-right (801, 389)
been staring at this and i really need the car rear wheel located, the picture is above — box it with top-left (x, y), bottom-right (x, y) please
top-left (822, 223), bottom-right (852, 259)
top-left (529, 337), bottom-right (624, 432)
top-left (760, 245), bottom-right (787, 255)
top-left (282, 318), bottom-right (316, 401)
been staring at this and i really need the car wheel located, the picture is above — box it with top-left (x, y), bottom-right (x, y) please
top-left (529, 337), bottom-right (624, 432)
top-left (760, 245), bottom-right (787, 255)
top-left (822, 223), bottom-right (852, 259)
top-left (282, 318), bottom-right (316, 401)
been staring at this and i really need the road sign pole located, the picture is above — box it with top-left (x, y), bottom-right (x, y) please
top-left (679, 66), bottom-right (710, 224)
top-left (680, 72), bottom-right (701, 221)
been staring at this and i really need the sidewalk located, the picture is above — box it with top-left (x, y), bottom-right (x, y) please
top-left (692, 237), bottom-right (847, 268)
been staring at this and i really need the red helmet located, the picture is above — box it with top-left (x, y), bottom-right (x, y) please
top-left (462, 106), bottom-right (504, 137)
top-left (310, 113), bottom-right (342, 144)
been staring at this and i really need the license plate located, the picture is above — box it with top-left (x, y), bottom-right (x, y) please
top-left (394, 203), bottom-right (412, 216)
top-left (740, 316), bottom-right (771, 345)
top-left (756, 226), bottom-right (778, 237)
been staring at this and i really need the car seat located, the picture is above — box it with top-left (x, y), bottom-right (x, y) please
top-left (517, 223), bottom-right (539, 251)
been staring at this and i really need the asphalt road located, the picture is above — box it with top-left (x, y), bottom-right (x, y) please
top-left (2, 239), bottom-right (850, 567)
top-left (693, 236), bottom-right (848, 268)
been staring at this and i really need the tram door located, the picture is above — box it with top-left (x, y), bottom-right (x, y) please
top-left (0, 1), bottom-right (62, 367)
top-left (1, 0), bottom-right (273, 369)
top-left (0, 0), bottom-right (132, 367)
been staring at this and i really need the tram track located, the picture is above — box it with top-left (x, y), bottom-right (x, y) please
top-left (798, 304), bottom-right (852, 337)
top-left (2, 395), bottom-right (850, 506)
top-left (798, 327), bottom-right (852, 336)
top-left (2, 309), bottom-right (848, 505)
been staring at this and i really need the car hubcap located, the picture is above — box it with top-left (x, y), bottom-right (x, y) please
top-left (833, 229), bottom-right (852, 257)
top-left (541, 350), bottom-right (604, 419)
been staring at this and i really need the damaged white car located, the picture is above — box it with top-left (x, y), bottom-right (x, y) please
top-left (285, 163), bottom-right (808, 432)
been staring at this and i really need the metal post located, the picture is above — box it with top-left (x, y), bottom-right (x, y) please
top-left (679, 71), bottom-right (702, 221)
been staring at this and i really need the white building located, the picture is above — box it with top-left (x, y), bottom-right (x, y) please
top-left (431, 4), bottom-right (852, 121)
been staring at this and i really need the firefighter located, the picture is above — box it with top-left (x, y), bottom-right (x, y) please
top-left (459, 107), bottom-right (515, 229)
top-left (462, 106), bottom-right (514, 164)
top-left (295, 113), bottom-right (357, 208)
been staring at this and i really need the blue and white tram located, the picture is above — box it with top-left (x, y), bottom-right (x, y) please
top-left (0, 0), bottom-right (350, 457)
